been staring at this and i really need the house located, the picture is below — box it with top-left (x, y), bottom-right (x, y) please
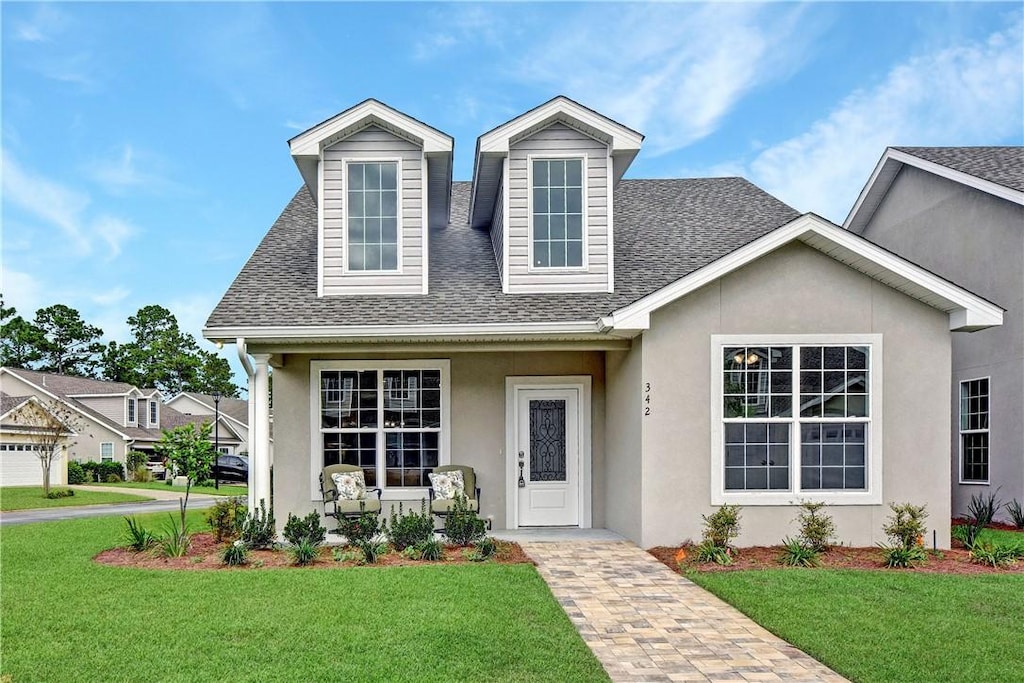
top-left (164, 392), bottom-right (252, 456)
top-left (844, 146), bottom-right (1024, 520)
top-left (0, 368), bottom-right (235, 473)
top-left (204, 97), bottom-right (1002, 548)
top-left (0, 394), bottom-right (73, 487)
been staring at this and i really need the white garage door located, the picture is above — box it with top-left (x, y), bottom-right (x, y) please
top-left (0, 446), bottom-right (62, 487)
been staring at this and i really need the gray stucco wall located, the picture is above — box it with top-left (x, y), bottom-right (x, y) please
top-left (638, 242), bottom-right (953, 548)
top-left (859, 166), bottom-right (1024, 518)
top-left (605, 341), bottom-right (643, 542)
top-left (268, 350), bottom-right (606, 533)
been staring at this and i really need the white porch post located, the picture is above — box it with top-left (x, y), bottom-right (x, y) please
top-left (251, 353), bottom-right (272, 513)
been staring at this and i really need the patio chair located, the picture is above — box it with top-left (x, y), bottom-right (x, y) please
top-left (320, 464), bottom-right (382, 522)
top-left (428, 465), bottom-right (481, 522)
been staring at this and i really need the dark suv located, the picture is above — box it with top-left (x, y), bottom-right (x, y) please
top-left (214, 455), bottom-right (249, 483)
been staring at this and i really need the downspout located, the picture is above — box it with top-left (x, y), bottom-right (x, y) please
top-left (236, 338), bottom-right (256, 512)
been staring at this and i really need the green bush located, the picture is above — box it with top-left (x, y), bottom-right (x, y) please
top-left (105, 474), bottom-right (122, 483)
top-left (123, 516), bottom-right (158, 551)
top-left (882, 544), bottom-right (927, 569)
top-left (283, 511), bottom-right (327, 547)
top-left (967, 491), bottom-right (1001, 528)
top-left (443, 494), bottom-right (486, 545)
top-left (240, 499), bottom-right (277, 549)
top-left (795, 501), bottom-right (835, 552)
top-left (337, 509), bottom-right (380, 545)
top-left (778, 537), bottom-right (820, 567)
top-left (416, 538), bottom-right (444, 561)
top-left (133, 466), bottom-right (153, 483)
top-left (879, 502), bottom-right (929, 568)
top-left (970, 542), bottom-right (1022, 569)
top-left (467, 536), bottom-right (497, 562)
top-left (45, 488), bottom-right (74, 499)
top-left (160, 514), bottom-right (191, 558)
top-left (81, 461), bottom-right (125, 483)
top-left (222, 540), bottom-right (249, 566)
top-left (701, 504), bottom-right (742, 550)
top-left (205, 497), bottom-right (247, 542)
top-left (67, 461), bottom-right (86, 485)
top-left (1004, 500), bottom-right (1024, 530)
top-left (386, 499), bottom-right (434, 550)
top-left (289, 539), bottom-right (320, 566)
top-left (125, 450), bottom-right (148, 475)
top-left (356, 539), bottom-right (387, 564)
top-left (694, 540), bottom-right (734, 565)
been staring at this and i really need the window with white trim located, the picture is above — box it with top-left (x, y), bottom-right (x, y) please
top-left (960, 378), bottom-right (989, 483)
top-left (100, 442), bottom-right (114, 462)
top-left (532, 158), bottom-right (583, 268)
top-left (127, 398), bottom-right (136, 424)
top-left (721, 344), bottom-right (871, 494)
top-left (317, 363), bottom-right (447, 489)
top-left (346, 161), bottom-right (399, 271)
top-left (149, 400), bottom-right (158, 427)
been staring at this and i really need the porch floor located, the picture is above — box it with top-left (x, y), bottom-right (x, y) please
top-left (521, 541), bottom-right (847, 683)
top-left (490, 527), bottom-right (626, 543)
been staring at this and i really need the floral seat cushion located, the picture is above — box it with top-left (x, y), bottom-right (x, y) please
top-left (428, 470), bottom-right (465, 500)
top-left (331, 470), bottom-right (367, 500)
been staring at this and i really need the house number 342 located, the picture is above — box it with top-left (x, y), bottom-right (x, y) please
top-left (644, 382), bottom-right (651, 416)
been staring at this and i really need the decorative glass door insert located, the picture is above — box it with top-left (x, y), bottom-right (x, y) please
top-left (529, 399), bottom-right (567, 482)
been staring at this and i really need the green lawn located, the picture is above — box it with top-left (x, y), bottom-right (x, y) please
top-left (0, 513), bottom-right (607, 682)
top-left (93, 481), bottom-right (249, 497)
top-left (976, 527), bottom-right (1024, 546)
top-left (689, 568), bottom-right (1024, 682)
top-left (0, 486), bottom-right (149, 511)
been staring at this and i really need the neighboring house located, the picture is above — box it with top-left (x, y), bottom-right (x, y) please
top-left (844, 146), bottom-right (1024, 520)
top-left (0, 394), bottom-right (72, 487)
top-left (165, 392), bottom-right (252, 456)
top-left (204, 97), bottom-right (1002, 548)
top-left (0, 368), bottom-right (233, 470)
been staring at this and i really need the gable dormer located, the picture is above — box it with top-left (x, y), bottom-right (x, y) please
top-left (470, 97), bottom-right (643, 294)
top-left (289, 100), bottom-right (454, 297)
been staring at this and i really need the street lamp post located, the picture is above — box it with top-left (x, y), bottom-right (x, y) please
top-left (213, 391), bottom-right (221, 490)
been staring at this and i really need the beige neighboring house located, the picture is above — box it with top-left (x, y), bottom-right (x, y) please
top-left (0, 394), bottom-right (73, 487)
top-left (164, 392), bottom-right (254, 457)
top-left (205, 97), bottom-right (1003, 548)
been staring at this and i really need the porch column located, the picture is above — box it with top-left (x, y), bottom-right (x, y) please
top-left (251, 353), bottom-right (272, 513)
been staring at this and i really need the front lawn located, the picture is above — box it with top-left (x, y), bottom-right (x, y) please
top-left (689, 568), bottom-right (1024, 682)
top-left (0, 486), bottom-right (149, 511)
top-left (93, 481), bottom-right (248, 497)
top-left (0, 513), bottom-right (607, 682)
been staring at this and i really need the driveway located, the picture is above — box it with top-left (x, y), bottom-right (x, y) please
top-left (0, 486), bottom-right (221, 526)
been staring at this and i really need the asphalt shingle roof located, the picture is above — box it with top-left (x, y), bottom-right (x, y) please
top-left (207, 178), bottom-right (800, 328)
top-left (893, 146), bottom-right (1024, 193)
top-left (176, 392), bottom-right (249, 425)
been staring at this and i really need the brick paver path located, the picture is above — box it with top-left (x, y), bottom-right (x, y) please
top-left (522, 541), bottom-right (847, 683)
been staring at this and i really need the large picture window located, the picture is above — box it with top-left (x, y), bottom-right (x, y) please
top-left (532, 158), bottom-right (583, 268)
top-left (960, 377), bottom-right (989, 483)
top-left (716, 339), bottom-right (876, 502)
top-left (347, 161), bottom-right (399, 272)
top-left (316, 362), bottom-right (448, 492)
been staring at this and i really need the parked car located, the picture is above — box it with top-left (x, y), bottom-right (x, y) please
top-left (214, 455), bottom-right (249, 483)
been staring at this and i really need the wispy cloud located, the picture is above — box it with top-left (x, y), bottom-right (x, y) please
top-left (85, 145), bottom-right (181, 196)
top-left (90, 287), bottom-right (131, 306)
top-left (11, 4), bottom-right (71, 43)
top-left (2, 152), bottom-right (137, 260)
top-left (745, 15), bottom-right (1024, 221)
top-left (412, 6), bottom-right (508, 60)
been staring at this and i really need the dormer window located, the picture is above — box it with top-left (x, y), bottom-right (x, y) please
top-left (347, 161), bottom-right (400, 272)
top-left (532, 158), bottom-right (584, 269)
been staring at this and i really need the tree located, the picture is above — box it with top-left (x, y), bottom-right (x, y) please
top-left (33, 304), bottom-right (104, 377)
top-left (155, 422), bottom-right (217, 547)
top-left (10, 398), bottom-right (81, 496)
top-left (0, 296), bottom-right (44, 369)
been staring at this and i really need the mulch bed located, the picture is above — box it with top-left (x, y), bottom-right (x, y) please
top-left (95, 532), bottom-right (532, 570)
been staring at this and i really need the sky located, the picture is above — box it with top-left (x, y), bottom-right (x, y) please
top-left (2, 2), bottom-right (1022, 392)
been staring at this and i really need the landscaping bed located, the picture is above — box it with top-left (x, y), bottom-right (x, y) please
top-left (96, 531), bottom-right (531, 570)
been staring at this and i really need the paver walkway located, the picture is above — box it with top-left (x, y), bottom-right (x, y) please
top-left (521, 541), bottom-right (847, 683)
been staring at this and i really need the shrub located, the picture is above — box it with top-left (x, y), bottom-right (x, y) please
top-left (222, 540), bottom-right (249, 566)
top-left (966, 491), bottom-right (1001, 528)
top-left (105, 474), bottom-right (122, 483)
top-left (123, 516), bottom-right (158, 552)
top-left (126, 450), bottom-right (148, 477)
top-left (701, 505), bottom-right (742, 550)
top-left (205, 497), bottom-right (247, 542)
top-left (694, 540), bottom-right (734, 565)
top-left (416, 538), bottom-right (444, 561)
top-left (969, 542), bottom-right (1022, 568)
top-left (882, 544), bottom-right (927, 569)
top-left (1005, 500), bottom-right (1024, 530)
top-left (67, 461), bottom-right (86, 485)
top-left (289, 539), bottom-right (320, 566)
top-left (45, 488), bottom-right (74, 499)
top-left (386, 499), bottom-right (434, 551)
top-left (443, 494), bottom-right (486, 545)
top-left (778, 537), bottom-right (820, 567)
top-left (133, 466), bottom-right (153, 483)
top-left (283, 511), bottom-right (327, 547)
top-left (160, 514), bottom-right (191, 558)
top-left (240, 499), bottom-right (277, 549)
top-left (795, 501), bottom-right (835, 552)
top-left (356, 539), bottom-right (387, 564)
top-left (337, 508), bottom-right (380, 545)
top-left (467, 536), bottom-right (497, 562)
top-left (82, 461), bottom-right (125, 483)
top-left (879, 502), bottom-right (928, 568)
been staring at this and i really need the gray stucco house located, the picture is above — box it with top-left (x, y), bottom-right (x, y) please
top-left (845, 146), bottom-right (1023, 520)
top-left (205, 98), bottom-right (1002, 548)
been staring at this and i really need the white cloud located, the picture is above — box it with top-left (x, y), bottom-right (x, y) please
top-left (90, 287), bottom-right (131, 306)
top-left (412, 6), bottom-right (508, 60)
top-left (746, 16), bottom-right (1024, 222)
top-left (86, 145), bottom-right (179, 195)
top-left (12, 5), bottom-right (71, 43)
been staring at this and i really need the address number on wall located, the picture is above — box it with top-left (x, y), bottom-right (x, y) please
top-left (644, 382), bottom-right (651, 416)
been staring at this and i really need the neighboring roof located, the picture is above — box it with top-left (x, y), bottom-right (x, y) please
top-left (0, 394), bottom-right (33, 418)
top-left (845, 146), bottom-right (1024, 232)
top-left (205, 177), bottom-right (801, 334)
top-left (167, 392), bottom-right (249, 427)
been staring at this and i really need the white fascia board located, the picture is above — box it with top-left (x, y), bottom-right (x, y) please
top-left (204, 320), bottom-right (604, 343)
top-left (289, 100), bottom-right (453, 157)
top-left (608, 213), bottom-right (1004, 334)
top-left (477, 97), bottom-right (643, 155)
top-left (66, 392), bottom-right (131, 398)
top-left (843, 152), bottom-right (897, 230)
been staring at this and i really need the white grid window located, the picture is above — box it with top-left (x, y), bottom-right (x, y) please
top-left (127, 398), bottom-right (136, 424)
top-left (149, 400), bottom-right (158, 426)
top-left (960, 378), bottom-right (990, 483)
top-left (100, 442), bottom-right (114, 462)
top-left (532, 159), bottom-right (583, 268)
top-left (347, 161), bottom-right (399, 271)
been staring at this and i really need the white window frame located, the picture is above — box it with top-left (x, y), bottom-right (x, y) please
top-left (710, 334), bottom-right (883, 506)
top-left (341, 157), bottom-right (404, 275)
top-left (527, 154), bottom-right (589, 273)
top-left (100, 442), bottom-right (114, 462)
top-left (126, 398), bottom-right (136, 425)
top-left (958, 376), bottom-right (990, 485)
top-left (309, 359), bottom-right (451, 501)
top-left (149, 400), bottom-right (159, 427)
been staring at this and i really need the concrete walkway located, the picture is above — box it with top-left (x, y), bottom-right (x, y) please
top-left (521, 541), bottom-right (847, 683)
top-left (0, 486), bottom-right (221, 526)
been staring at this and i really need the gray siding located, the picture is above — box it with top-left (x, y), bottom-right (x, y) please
top-left (860, 166), bottom-right (1024, 518)
top-left (490, 177), bottom-right (504, 285)
top-left (507, 122), bottom-right (610, 293)
top-left (77, 396), bottom-right (126, 426)
top-left (322, 125), bottom-right (425, 296)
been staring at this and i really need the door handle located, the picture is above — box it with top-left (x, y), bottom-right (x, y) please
top-left (517, 459), bottom-right (526, 488)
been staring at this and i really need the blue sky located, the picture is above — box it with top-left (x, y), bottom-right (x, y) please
top-left (2, 2), bottom-right (1021, 390)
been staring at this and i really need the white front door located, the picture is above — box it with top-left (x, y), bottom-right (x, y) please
top-left (515, 388), bottom-right (580, 527)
